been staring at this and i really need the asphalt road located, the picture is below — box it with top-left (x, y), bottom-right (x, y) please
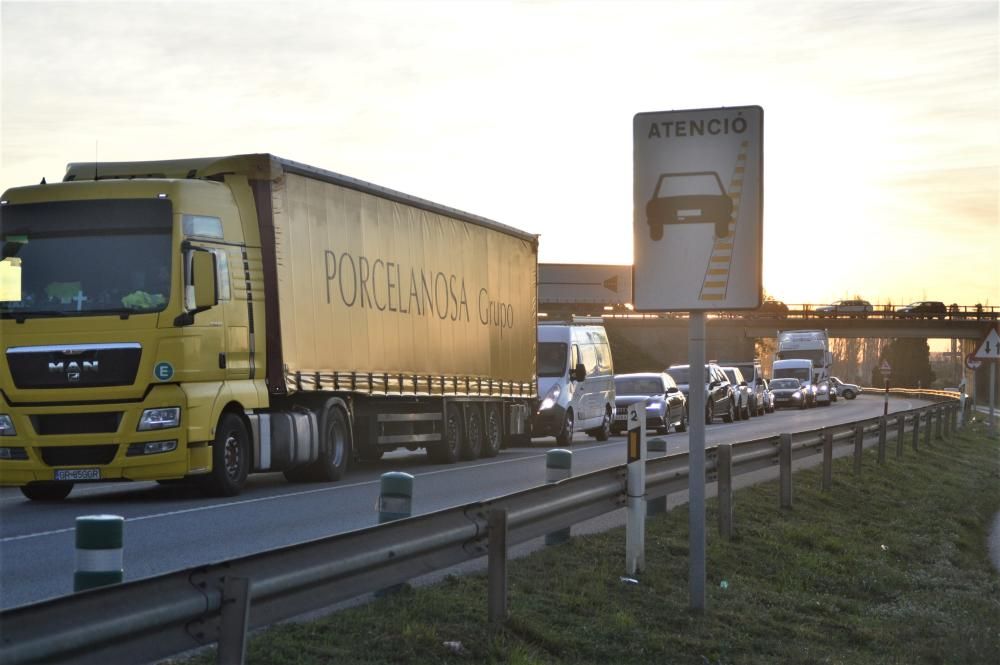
top-left (0, 393), bottom-right (928, 610)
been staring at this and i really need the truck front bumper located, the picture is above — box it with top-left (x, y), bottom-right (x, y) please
top-left (0, 385), bottom-right (211, 486)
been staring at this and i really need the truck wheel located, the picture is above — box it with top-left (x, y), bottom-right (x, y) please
top-left (592, 408), bottom-right (611, 441)
top-left (461, 406), bottom-right (484, 460)
top-left (20, 482), bottom-right (73, 502)
top-left (482, 404), bottom-right (502, 458)
top-left (555, 409), bottom-right (574, 447)
top-left (197, 412), bottom-right (250, 497)
top-left (312, 405), bottom-right (351, 481)
top-left (429, 404), bottom-right (463, 464)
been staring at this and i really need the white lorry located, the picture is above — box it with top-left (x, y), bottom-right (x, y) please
top-left (775, 330), bottom-right (832, 384)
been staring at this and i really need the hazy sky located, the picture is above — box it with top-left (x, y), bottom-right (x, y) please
top-left (2, 0), bottom-right (997, 307)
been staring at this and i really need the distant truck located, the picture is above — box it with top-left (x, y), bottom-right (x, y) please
top-left (775, 329), bottom-right (832, 384)
top-left (0, 154), bottom-right (538, 500)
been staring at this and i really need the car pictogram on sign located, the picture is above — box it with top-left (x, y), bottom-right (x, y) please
top-left (645, 171), bottom-right (733, 241)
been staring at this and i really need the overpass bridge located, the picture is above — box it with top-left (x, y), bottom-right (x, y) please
top-left (538, 263), bottom-right (997, 383)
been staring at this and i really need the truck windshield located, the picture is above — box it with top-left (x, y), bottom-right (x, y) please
top-left (775, 349), bottom-right (826, 365)
top-left (1, 199), bottom-right (173, 318)
top-left (538, 342), bottom-right (568, 377)
top-left (774, 367), bottom-right (811, 381)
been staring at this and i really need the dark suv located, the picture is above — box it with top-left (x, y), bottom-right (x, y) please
top-left (645, 172), bottom-right (733, 241)
top-left (666, 362), bottom-right (736, 424)
top-left (895, 301), bottom-right (947, 319)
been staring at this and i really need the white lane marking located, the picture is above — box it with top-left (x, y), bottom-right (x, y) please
top-left (0, 448), bottom-right (604, 543)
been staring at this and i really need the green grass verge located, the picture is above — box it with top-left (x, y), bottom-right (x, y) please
top-left (179, 423), bottom-right (1000, 664)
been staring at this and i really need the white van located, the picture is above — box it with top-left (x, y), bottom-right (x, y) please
top-left (772, 358), bottom-right (817, 407)
top-left (532, 320), bottom-right (616, 445)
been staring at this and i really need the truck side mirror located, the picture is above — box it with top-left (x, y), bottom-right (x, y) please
top-left (191, 251), bottom-right (219, 310)
top-left (573, 363), bottom-right (586, 382)
top-left (175, 247), bottom-right (218, 326)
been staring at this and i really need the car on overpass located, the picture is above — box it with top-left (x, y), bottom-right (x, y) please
top-left (815, 299), bottom-right (874, 318)
top-left (894, 301), bottom-right (947, 319)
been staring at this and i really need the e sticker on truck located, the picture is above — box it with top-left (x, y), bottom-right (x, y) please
top-left (154, 362), bottom-right (174, 381)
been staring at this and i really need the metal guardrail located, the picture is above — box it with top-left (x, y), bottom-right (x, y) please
top-left (0, 393), bottom-right (963, 665)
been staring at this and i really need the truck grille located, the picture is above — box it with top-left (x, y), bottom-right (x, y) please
top-left (6, 343), bottom-right (142, 389)
top-left (40, 445), bottom-right (119, 467)
top-left (31, 412), bottom-right (123, 435)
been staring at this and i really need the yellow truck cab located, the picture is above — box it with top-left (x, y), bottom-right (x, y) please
top-left (1, 155), bottom-right (536, 500)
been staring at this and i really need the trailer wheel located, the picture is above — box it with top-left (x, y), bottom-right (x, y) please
top-left (461, 405), bottom-right (485, 460)
top-left (482, 404), bottom-right (502, 458)
top-left (20, 482), bottom-right (74, 502)
top-left (197, 412), bottom-right (250, 497)
top-left (429, 404), bottom-right (463, 464)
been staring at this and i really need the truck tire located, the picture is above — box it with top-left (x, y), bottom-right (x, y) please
top-left (429, 404), bottom-right (463, 464)
top-left (20, 482), bottom-right (73, 502)
top-left (197, 412), bottom-right (251, 497)
top-left (461, 405), bottom-right (484, 460)
top-left (312, 405), bottom-right (351, 481)
top-left (482, 404), bottom-right (502, 458)
top-left (555, 409), bottom-right (574, 447)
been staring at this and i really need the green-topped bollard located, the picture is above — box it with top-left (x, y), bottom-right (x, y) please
top-left (378, 472), bottom-right (414, 524)
top-left (74, 515), bottom-right (124, 592)
top-left (545, 449), bottom-right (572, 545)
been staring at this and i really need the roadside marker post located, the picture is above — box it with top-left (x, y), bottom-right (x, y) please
top-left (545, 449), bottom-right (573, 545)
top-left (971, 325), bottom-right (999, 438)
top-left (74, 515), bottom-right (124, 592)
top-left (625, 403), bottom-right (647, 576)
top-left (378, 472), bottom-right (414, 524)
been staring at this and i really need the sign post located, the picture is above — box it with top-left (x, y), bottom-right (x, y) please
top-left (633, 106), bottom-right (763, 610)
top-left (972, 325), bottom-right (1000, 438)
top-left (966, 353), bottom-right (982, 413)
top-left (879, 360), bottom-right (892, 416)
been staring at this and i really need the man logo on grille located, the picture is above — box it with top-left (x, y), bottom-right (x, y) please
top-left (48, 361), bottom-right (98, 383)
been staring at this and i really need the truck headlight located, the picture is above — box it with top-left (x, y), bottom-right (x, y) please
top-left (819, 384), bottom-right (829, 393)
top-left (137, 407), bottom-right (181, 431)
top-left (0, 415), bottom-right (15, 437)
top-left (539, 384), bottom-right (561, 411)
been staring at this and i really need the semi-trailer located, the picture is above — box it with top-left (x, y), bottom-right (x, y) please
top-left (0, 154), bottom-right (538, 500)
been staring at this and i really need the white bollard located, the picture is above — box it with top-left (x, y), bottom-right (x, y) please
top-left (74, 515), bottom-right (124, 592)
top-left (625, 402), bottom-right (646, 576)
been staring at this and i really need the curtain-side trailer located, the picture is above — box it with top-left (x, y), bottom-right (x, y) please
top-left (0, 154), bottom-right (537, 500)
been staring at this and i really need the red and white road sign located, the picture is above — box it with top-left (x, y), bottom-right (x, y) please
top-left (972, 325), bottom-right (1000, 360)
top-left (966, 353), bottom-right (983, 371)
top-left (879, 360), bottom-right (892, 377)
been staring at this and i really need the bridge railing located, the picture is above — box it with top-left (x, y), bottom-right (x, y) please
top-left (0, 394), bottom-right (963, 665)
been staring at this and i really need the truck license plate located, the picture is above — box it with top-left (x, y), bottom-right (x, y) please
top-left (55, 468), bottom-right (101, 481)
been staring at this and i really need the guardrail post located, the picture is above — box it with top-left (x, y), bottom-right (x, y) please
top-left (625, 403), bottom-right (646, 576)
top-left (877, 416), bottom-right (887, 465)
top-left (378, 472), bottom-right (414, 523)
top-left (74, 515), bottom-right (124, 592)
top-left (853, 423), bottom-right (864, 475)
top-left (545, 449), bottom-right (572, 545)
top-left (912, 410), bottom-right (920, 451)
top-left (217, 576), bottom-right (251, 665)
top-left (779, 433), bottom-right (793, 509)
top-left (646, 437), bottom-right (668, 516)
top-left (924, 409), bottom-right (932, 447)
top-left (487, 509), bottom-right (508, 628)
top-left (935, 406), bottom-right (944, 441)
top-left (895, 414), bottom-right (905, 458)
top-left (943, 405), bottom-right (952, 440)
top-left (717, 443), bottom-right (733, 539)
top-left (821, 429), bottom-right (833, 491)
